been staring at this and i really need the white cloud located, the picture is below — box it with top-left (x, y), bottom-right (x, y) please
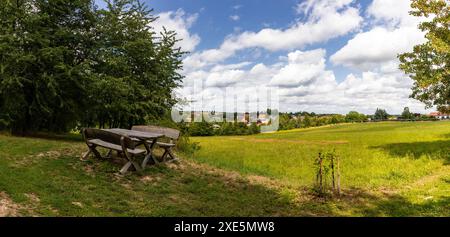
top-left (177, 1), bottom-right (432, 115)
top-left (183, 0), bottom-right (362, 70)
top-left (153, 9), bottom-right (201, 52)
top-left (366, 0), bottom-right (417, 27)
top-left (229, 15), bottom-right (240, 21)
top-left (270, 49), bottom-right (327, 88)
top-left (330, 26), bottom-right (425, 70)
top-left (181, 48), bottom-right (430, 114)
top-left (210, 62), bottom-right (251, 72)
top-left (205, 70), bottom-right (246, 87)
top-left (331, 0), bottom-right (426, 70)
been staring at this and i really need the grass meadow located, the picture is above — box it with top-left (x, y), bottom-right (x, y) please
top-left (0, 121), bottom-right (449, 216)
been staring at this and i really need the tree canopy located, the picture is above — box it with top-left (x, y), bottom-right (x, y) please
top-left (401, 107), bottom-right (414, 119)
top-left (399, 0), bottom-right (450, 113)
top-left (0, 0), bottom-right (184, 134)
top-left (374, 108), bottom-right (389, 120)
top-left (345, 111), bottom-right (367, 123)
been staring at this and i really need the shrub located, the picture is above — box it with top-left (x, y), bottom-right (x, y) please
top-left (312, 150), bottom-right (341, 198)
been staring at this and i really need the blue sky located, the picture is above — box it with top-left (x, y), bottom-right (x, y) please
top-left (149, 0), bottom-right (372, 82)
top-left (95, 0), bottom-right (431, 114)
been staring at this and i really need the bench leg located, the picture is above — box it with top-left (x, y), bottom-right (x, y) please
top-left (83, 144), bottom-right (103, 160)
top-left (119, 162), bottom-right (132, 174)
top-left (81, 149), bottom-right (91, 160)
top-left (142, 153), bottom-right (159, 168)
top-left (161, 149), bottom-right (169, 162)
top-left (90, 145), bottom-right (103, 159)
top-left (166, 148), bottom-right (179, 162)
top-left (120, 160), bottom-right (142, 174)
top-left (120, 153), bottom-right (143, 174)
top-left (161, 148), bottom-right (178, 163)
top-left (141, 139), bottom-right (159, 168)
top-left (105, 150), bottom-right (113, 159)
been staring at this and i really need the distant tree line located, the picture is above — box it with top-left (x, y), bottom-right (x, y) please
top-left (278, 107), bottom-right (438, 131)
top-left (184, 121), bottom-right (260, 136)
top-left (0, 0), bottom-right (183, 135)
top-left (278, 111), bottom-right (366, 131)
top-left (177, 106), bottom-right (440, 136)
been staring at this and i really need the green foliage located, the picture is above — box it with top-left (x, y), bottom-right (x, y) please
top-left (398, 0), bottom-right (450, 113)
top-left (187, 121), bottom-right (215, 136)
top-left (248, 122), bottom-right (260, 134)
top-left (186, 121), bottom-right (261, 136)
top-left (401, 107), bottom-right (414, 120)
top-left (0, 0), bottom-right (97, 134)
top-left (278, 112), bottom-right (354, 131)
top-left (0, 0), bottom-right (184, 134)
top-left (345, 111), bottom-right (367, 123)
top-left (84, 0), bottom-right (184, 129)
top-left (279, 113), bottom-right (297, 130)
top-left (374, 108), bottom-right (389, 120)
top-left (330, 114), bottom-right (345, 124)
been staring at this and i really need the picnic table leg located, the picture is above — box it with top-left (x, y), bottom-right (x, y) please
top-left (119, 160), bottom-right (142, 174)
top-left (90, 145), bottom-right (103, 159)
top-left (120, 162), bottom-right (132, 174)
top-left (161, 149), bottom-right (169, 162)
top-left (141, 138), bottom-right (159, 168)
top-left (82, 144), bottom-right (102, 160)
top-left (81, 149), bottom-right (91, 160)
top-left (161, 147), bottom-right (178, 163)
top-left (105, 149), bottom-right (113, 159)
top-left (167, 149), bottom-right (179, 163)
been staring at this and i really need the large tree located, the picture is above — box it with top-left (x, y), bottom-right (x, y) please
top-left (399, 0), bottom-right (450, 112)
top-left (0, 0), bottom-right (184, 134)
top-left (83, 0), bottom-right (184, 129)
top-left (0, 0), bottom-right (97, 134)
top-left (401, 107), bottom-right (414, 119)
top-left (374, 108), bottom-right (389, 121)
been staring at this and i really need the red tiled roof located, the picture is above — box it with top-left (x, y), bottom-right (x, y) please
top-left (430, 112), bottom-right (450, 116)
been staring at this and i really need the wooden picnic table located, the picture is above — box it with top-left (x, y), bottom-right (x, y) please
top-left (103, 128), bottom-right (164, 168)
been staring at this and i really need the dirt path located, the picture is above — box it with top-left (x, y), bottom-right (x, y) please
top-left (0, 192), bottom-right (19, 217)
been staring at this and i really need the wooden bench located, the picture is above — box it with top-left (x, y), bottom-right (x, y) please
top-left (131, 125), bottom-right (180, 162)
top-left (81, 128), bottom-right (145, 174)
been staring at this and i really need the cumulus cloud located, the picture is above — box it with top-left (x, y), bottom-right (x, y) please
top-left (153, 9), bottom-right (201, 52)
top-left (180, 48), bottom-right (429, 114)
top-left (270, 49), bottom-right (327, 88)
top-left (277, 68), bottom-right (426, 114)
top-left (366, 0), bottom-right (417, 26)
top-left (183, 0), bottom-right (362, 70)
top-left (330, 26), bottom-right (425, 70)
top-left (176, 0), bottom-right (431, 114)
top-left (331, 0), bottom-right (426, 70)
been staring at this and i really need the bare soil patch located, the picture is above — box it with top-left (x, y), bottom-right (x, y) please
top-left (0, 192), bottom-right (20, 217)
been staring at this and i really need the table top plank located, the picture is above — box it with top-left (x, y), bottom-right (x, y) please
top-left (103, 128), bottom-right (164, 140)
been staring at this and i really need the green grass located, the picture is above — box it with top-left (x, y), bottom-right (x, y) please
top-left (0, 121), bottom-right (449, 216)
top-left (191, 122), bottom-right (450, 189)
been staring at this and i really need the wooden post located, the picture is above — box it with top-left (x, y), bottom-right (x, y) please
top-left (336, 155), bottom-right (341, 196)
top-left (315, 153), bottom-right (320, 185)
top-left (318, 153), bottom-right (323, 193)
top-left (330, 154), bottom-right (335, 192)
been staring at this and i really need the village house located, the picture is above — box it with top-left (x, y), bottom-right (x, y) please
top-left (429, 112), bottom-right (450, 120)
